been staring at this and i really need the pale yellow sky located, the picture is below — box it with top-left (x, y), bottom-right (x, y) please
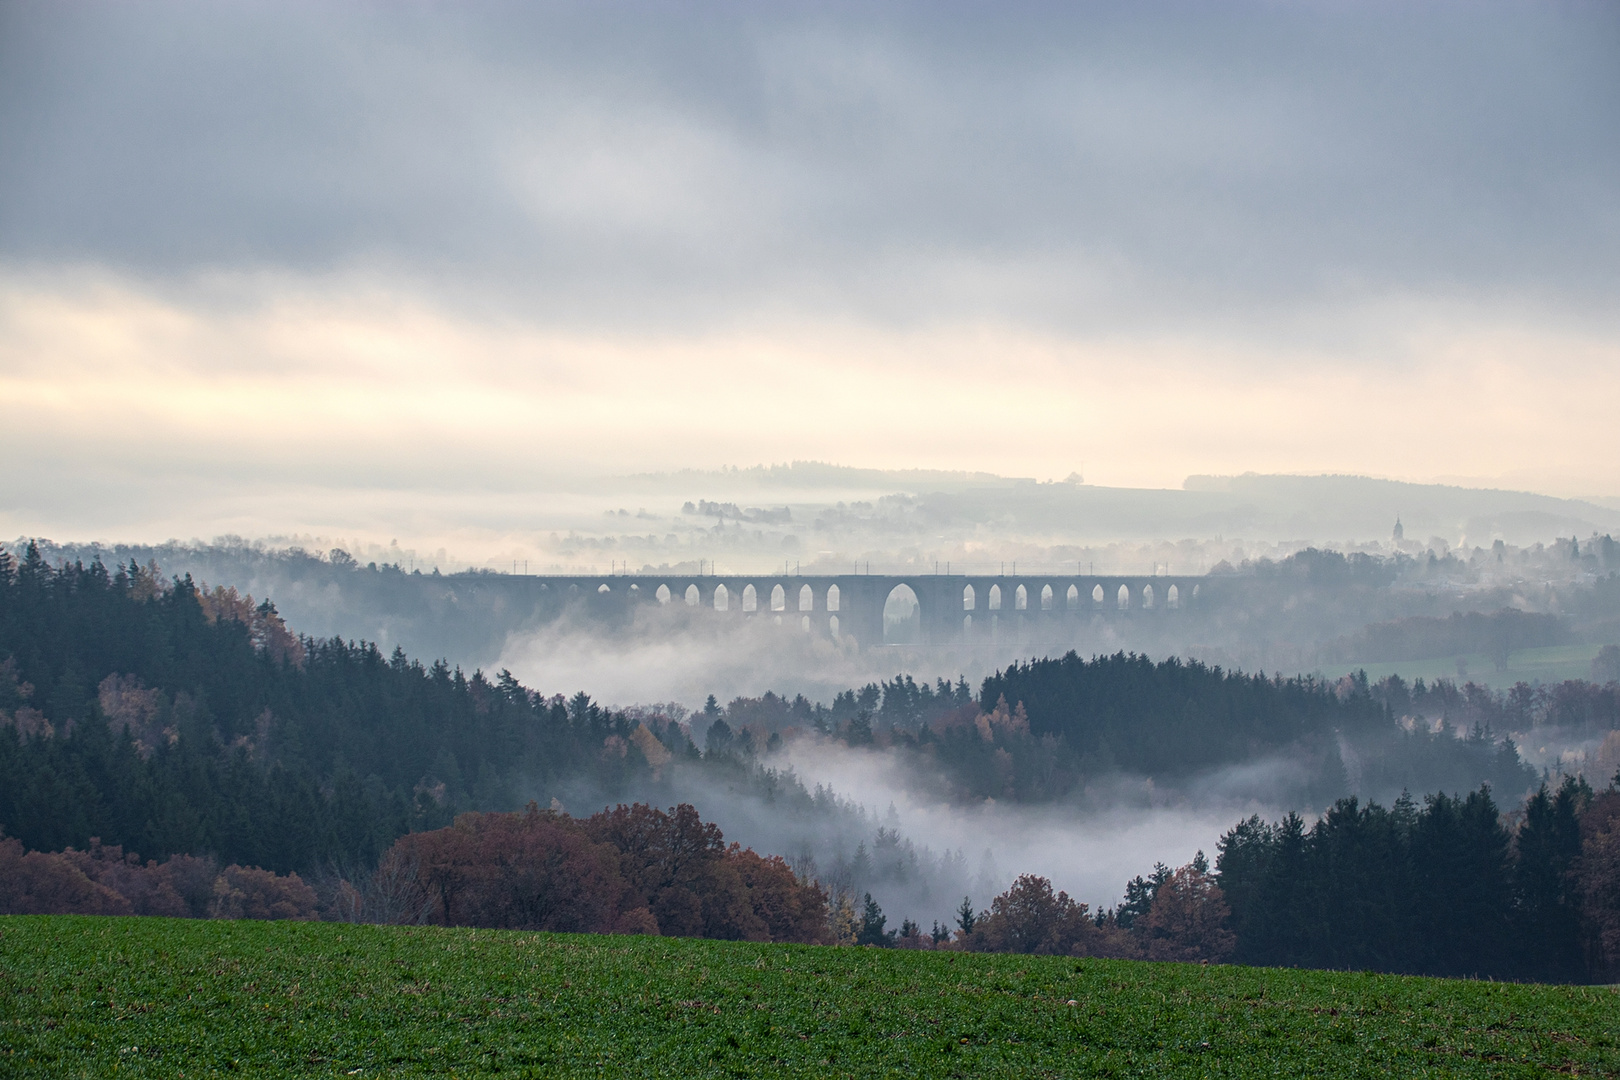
top-left (2, 271), bottom-right (1615, 502)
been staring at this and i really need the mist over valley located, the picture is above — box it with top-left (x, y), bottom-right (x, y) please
top-left (13, 472), bottom-right (1620, 938)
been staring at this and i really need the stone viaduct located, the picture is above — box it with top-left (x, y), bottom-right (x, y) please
top-left (507, 572), bottom-right (1205, 649)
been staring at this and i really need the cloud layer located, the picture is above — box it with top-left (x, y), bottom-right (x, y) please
top-left (2, 1), bottom-right (1618, 545)
top-left (5, 2), bottom-right (1617, 327)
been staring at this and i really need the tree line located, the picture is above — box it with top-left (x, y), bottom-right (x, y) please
top-left (846, 855), bottom-right (1234, 966)
top-left (0, 799), bottom-right (826, 944)
top-left (7, 779), bottom-right (1620, 982)
top-left (712, 654), bottom-right (1541, 807)
top-left (340, 801), bottom-right (829, 942)
top-left (831, 775), bottom-right (1620, 984)
top-left (0, 811), bottom-right (1250, 964)
top-left (0, 544), bottom-right (670, 873)
top-left (1216, 777), bottom-right (1620, 983)
top-left (0, 833), bottom-right (320, 920)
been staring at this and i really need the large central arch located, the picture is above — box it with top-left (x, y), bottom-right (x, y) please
top-left (882, 583), bottom-right (921, 644)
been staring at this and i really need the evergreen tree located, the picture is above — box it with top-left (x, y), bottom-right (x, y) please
top-left (1116, 862), bottom-right (1171, 930)
top-left (857, 892), bottom-right (892, 946)
top-left (1514, 778), bottom-right (1587, 982)
top-left (954, 895), bottom-right (977, 936)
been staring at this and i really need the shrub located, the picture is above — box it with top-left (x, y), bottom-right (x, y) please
top-left (974, 874), bottom-right (1096, 956)
top-left (394, 807), bottom-right (624, 933)
top-left (1138, 864), bottom-right (1234, 962)
top-left (380, 802), bottom-right (831, 943)
top-left (208, 865), bottom-right (319, 921)
top-left (0, 836), bottom-right (130, 916)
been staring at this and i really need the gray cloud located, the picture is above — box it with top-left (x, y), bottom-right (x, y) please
top-left (2, 0), bottom-right (1616, 334)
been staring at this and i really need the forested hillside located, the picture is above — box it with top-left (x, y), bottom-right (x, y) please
top-left (0, 542), bottom-right (1574, 876)
top-left (801, 653), bottom-right (1537, 806)
top-left (7, 541), bottom-right (1620, 980)
top-left (0, 543), bottom-right (669, 872)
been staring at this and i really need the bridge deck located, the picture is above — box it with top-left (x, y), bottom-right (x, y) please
top-left (499, 572), bottom-right (1205, 647)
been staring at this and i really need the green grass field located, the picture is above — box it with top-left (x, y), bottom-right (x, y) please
top-left (1327, 643), bottom-right (1608, 691)
top-left (2, 917), bottom-right (1616, 1078)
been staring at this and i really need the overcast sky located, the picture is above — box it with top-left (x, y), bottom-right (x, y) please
top-left (2, 1), bottom-right (1618, 548)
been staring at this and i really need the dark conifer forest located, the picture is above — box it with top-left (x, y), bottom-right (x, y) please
top-left (0, 543), bottom-right (655, 873)
top-left (1215, 778), bottom-right (1615, 984)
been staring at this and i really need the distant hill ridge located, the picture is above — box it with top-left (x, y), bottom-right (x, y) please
top-left (623, 464), bottom-right (1619, 544)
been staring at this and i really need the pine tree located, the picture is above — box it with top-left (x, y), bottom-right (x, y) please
top-left (856, 892), bottom-right (891, 946)
top-left (955, 895), bottom-right (977, 936)
top-left (1514, 777), bottom-right (1586, 982)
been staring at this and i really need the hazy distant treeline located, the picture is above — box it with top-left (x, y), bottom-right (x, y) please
top-left (25, 537), bottom-right (1620, 681)
top-left (1193, 543), bottom-right (1620, 676)
top-left (23, 537), bottom-right (529, 672)
top-left (1333, 608), bottom-right (1569, 664)
top-left (717, 654), bottom-right (1541, 808)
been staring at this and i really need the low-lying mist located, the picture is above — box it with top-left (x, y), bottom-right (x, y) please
top-left (36, 532), bottom-right (1618, 684)
top-left (500, 609), bottom-right (1308, 925)
top-left (495, 601), bottom-right (1103, 709)
top-left (495, 599), bottom-right (1576, 927)
top-left (778, 739), bottom-right (1275, 913)
top-left (540, 738), bottom-right (1267, 932)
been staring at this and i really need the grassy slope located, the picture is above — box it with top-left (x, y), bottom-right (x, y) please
top-left (1, 917), bottom-right (1616, 1078)
top-left (1326, 644), bottom-right (1604, 690)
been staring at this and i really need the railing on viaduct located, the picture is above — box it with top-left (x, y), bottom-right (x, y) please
top-left (503, 573), bottom-right (1205, 648)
